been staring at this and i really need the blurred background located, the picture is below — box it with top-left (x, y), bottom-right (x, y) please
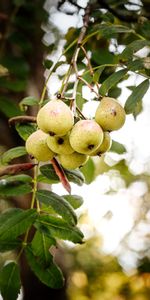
top-left (0, 0), bottom-right (150, 299)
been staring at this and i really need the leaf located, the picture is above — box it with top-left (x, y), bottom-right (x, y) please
top-left (99, 69), bottom-right (127, 96)
top-left (40, 164), bottom-right (85, 186)
top-left (0, 162), bottom-right (36, 177)
top-left (36, 215), bottom-right (84, 244)
top-left (62, 194), bottom-right (84, 209)
top-left (0, 239), bottom-right (21, 252)
top-left (1, 174), bottom-right (32, 183)
top-left (15, 123), bottom-right (37, 141)
top-left (0, 182), bottom-right (32, 197)
top-left (110, 140), bottom-right (126, 154)
top-left (0, 146), bottom-right (27, 165)
top-left (36, 190), bottom-right (77, 226)
top-left (0, 208), bottom-right (37, 240)
top-left (124, 79), bottom-right (149, 114)
top-left (80, 158), bottom-right (95, 184)
top-left (25, 245), bottom-right (64, 289)
top-left (120, 40), bottom-right (150, 60)
top-left (0, 97), bottom-right (22, 118)
top-left (0, 262), bottom-right (21, 300)
top-left (31, 231), bottom-right (56, 266)
top-left (93, 66), bottom-right (105, 83)
top-left (19, 96), bottom-right (39, 110)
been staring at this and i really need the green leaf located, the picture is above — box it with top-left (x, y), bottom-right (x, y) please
top-left (36, 215), bottom-right (84, 244)
top-left (80, 158), bottom-right (95, 184)
top-left (120, 40), bottom-right (150, 60)
top-left (92, 49), bottom-right (116, 65)
top-left (0, 146), bottom-right (27, 165)
top-left (25, 245), bottom-right (64, 289)
top-left (93, 66), bottom-right (105, 83)
top-left (0, 97), bottom-right (22, 117)
top-left (99, 69), bottom-right (128, 96)
top-left (1, 174), bottom-right (32, 183)
top-left (0, 239), bottom-right (21, 252)
top-left (62, 194), bottom-right (84, 209)
top-left (0, 181), bottom-right (32, 197)
top-left (0, 262), bottom-right (21, 300)
top-left (110, 140), bottom-right (126, 154)
top-left (0, 208), bottom-right (37, 240)
top-left (0, 77), bottom-right (27, 92)
top-left (15, 123), bottom-right (37, 141)
top-left (124, 79), bottom-right (149, 114)
top-left (44, 59), bottom-right (53, 69)
top-left (36, 190), bottom-right (77, 226)
top-left (40, 164), bottom-right (85, 186)
top-left (31, 231), bottom-right (56, 265)
top-left (19, 96), bottom-right (39, 109)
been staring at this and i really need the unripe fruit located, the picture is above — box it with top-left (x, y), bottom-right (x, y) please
top-left (58, 152), bottom-right (88, 169)
top-left (69, 120), bottom-right (104, 155)
top-left (46, 133), bottom-right (74, 155)
top-left (90, 131), bottom-right (112, 156)
top-left (37, 99), bottom-right (74, 136)
top-left (26, 130), bottom-right (54, 161)
top-left (95, 97), bottom-right (126, 131)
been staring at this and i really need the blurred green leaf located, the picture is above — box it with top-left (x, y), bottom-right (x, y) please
top-left (1, 174), bottom-right (32, 183)
top-left (36, 189), bottom-right (77, 226)
top-left (110, 140), bottom-right (126, 154)
top-left (99, 69), bottom-right (127, 96)
top-left (19, 96), bottom-right (39, 110)
top-left (93, 66), bottom-right (105, 83)
top-left (120, 40), bottom-right (150, 60)
top-left (0, 208), bottom-right (37, 241)
top-left (0, 181), bottom-right (32, 197)
top-left (35, 215), bottom-right (84, 243)
top-left (62, 194), bottom-right (84, 209)
top-left (0, 239), bottom-right (21, 252)
top-left (25, 245), bottom-right (64, 289)
top-left (0, 262), bottom-right (21, 300)
top-left (124, 79), bottom-right (149, 114)
top-left (80, 158), bottom-right (95, 184)
top-left (0, 146), bottom-right (27, 165)
top-left (92, 49), bottom-right (116, 65)
top-left (15, 123), bottom-right (37, 141)
top-left (0, 97), bottom-right (22, 117)
top-left (31, 231), bottom-right (56, 265)
top-left (40, 164), bottom-right (85, 186)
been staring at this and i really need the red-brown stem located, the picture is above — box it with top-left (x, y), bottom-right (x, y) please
top-left (9, 116), bottom-right (37, 126)
top-left (51, 157), bottom-right (71, 194)
top-left (0, 163), bottom-right (37, 177)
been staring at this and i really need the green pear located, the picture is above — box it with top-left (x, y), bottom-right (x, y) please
top-left (95, 97), bottom-right (126, 131)
top-left (37, 99), bottom-right (74, 136)
top-left (46, 133), bottom-right (74, 155)
top-left (58, 152), bottom-right (88, 169)
top-left (69, 120), bottom-right (104, 155)
top-left (90, 131), bottom-right (112, 156)
top-left (26, 129), bottom-right (55, 161)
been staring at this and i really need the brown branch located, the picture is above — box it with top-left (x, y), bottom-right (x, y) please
top-left (9, 116), bottom-right (37, 126)
top-left (76, 107), bottom-right (87, 120)
top-left (51, 157), bottom-right (71, 194)
top-left (0, 163), bottom-right (37, 177)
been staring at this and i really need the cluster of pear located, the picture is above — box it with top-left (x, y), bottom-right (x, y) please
top-left (26, 97), bottom-right (126, 169)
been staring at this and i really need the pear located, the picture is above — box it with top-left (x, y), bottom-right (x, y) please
top-left (58, 152), bottom-right (88, 170)
top-left (26, 129), bottom-right (55, 161)
top-left (46, 133), bottom-right (74, 155)
top-left (69, 120), bottom-right (104, 155)
top-left (90, 131), bottom-right (112, 156)
top-left (37, 99), bottom-right (74, 136)
top-left (95, 97), bottom-right (126, 131)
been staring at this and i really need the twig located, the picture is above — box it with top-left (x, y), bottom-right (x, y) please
top-left (59, 4), bottom-right (91, 98)
top-left (9, 116), bottom-right (37, 126)
top-left (77, 76), bottom-right (99, 97)
top-left (76, 107), bottom-right (87, 120)
top-left (51, 157), bottom-right (71, 194)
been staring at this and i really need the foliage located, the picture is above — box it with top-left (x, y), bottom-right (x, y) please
top-left (0, 0), bottom-right (150, 299)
